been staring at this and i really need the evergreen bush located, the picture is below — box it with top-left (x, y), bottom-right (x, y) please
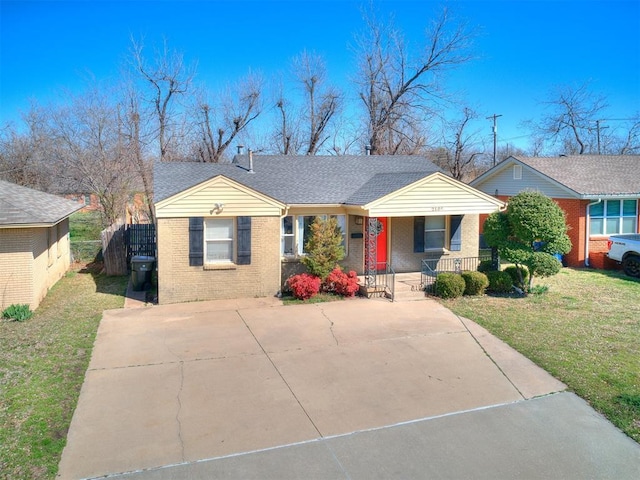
top-left (434, 272), bottom-right (465, 299)
top-left (461, 271), bottom-right (489, 296)
top-left (486, 270), bottom-right (513, 293)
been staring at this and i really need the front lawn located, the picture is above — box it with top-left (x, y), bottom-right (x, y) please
top-left (439, 268), bottom-right (640, 443)
top-left (0, 265), bottom-right (127, 479)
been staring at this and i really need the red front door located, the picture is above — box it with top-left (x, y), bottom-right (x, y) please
top-left (365, 217), bottom-right (388, 270)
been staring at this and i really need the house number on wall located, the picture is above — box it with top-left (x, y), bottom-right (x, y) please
top-left (430, 206), bottom-right (444, 212)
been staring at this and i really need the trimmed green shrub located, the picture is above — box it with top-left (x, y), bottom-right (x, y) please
top-left (461, 271), bottom-right (489, 296)
top-left (504, 265), bottom-right (529, 289)
top-left (477, 259), bottom-right (497, 273)
top-left (486, 270), bottom-right (513, 293)
top-left (2, 304), bottom-right (33, 322)
top-left (434, 272), bottom-right (465, 299)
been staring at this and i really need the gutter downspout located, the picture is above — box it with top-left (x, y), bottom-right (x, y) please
top-left (585, 198), bottom-right (602, 267)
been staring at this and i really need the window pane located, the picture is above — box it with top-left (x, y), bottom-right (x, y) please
top-left (425, 216), bottom-right (445, 229)
top-left (282, 236), bottom-right (295, 255)
top-left (425, 231), bottom-right (445, 249)
top-left (605, 200), bottom-right (620, 217)
top-left (282, 216), bottom-right (293, 235)
top-left (206, 219), bottom-right (233, 239)
top-left (206, 241), bottom-right (232, 262)
top-left (299, 216), bottom-right (315, 254)
top-left (622, 217), bottom-right (637, 233)
top-left (590, 218), bottom-right (603, 235)
top-left (589, 202), bottom-right (604, 217)
top-left (605, 218), bottom-right (619, 234)
top-left (623, 200), bottom-right (637, 216)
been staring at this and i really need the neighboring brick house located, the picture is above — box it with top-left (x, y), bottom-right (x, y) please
top-left (0, 180), bottom-right (82, 310)
top-left (470, 155), bottom-right (640, 269)
top-left (154, 154), bottom-right (504, 304)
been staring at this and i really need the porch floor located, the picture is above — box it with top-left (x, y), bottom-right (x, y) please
top-left (358, 272), bottom-right (426, 302)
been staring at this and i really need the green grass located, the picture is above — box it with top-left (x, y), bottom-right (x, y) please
top-left (282, 292), bottom-right (346, 305)
top-left (0, 265), bottom-right (128, 479)
top-left (439, 268), bottom-right (640, 443)
top-left (68, 211), bottom-right (104, 241)
top-left (69, 211), bottom-right (104, 263)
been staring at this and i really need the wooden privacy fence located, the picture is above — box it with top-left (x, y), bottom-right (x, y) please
top-left (101, 222), bottom-right (156, 276)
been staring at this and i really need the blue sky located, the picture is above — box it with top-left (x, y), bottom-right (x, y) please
top-left (1, 0), bottom-right (639, 150)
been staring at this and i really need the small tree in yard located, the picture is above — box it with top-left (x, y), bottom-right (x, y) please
top-left (301, 216), bottom-right (345, 281)
top-left (483, 191), bottom-right (571, 292)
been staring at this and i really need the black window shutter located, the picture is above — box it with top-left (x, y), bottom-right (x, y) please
top-left (413, 216), bottom-right (425, 253)
top-left (450, 215), bottom-right (463, 251)
top-left (189, 217), bottom-right (204, 266)
top-left (236, 216), bottom-right (251, 265)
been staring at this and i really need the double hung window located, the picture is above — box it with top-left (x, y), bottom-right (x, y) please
top-left (205, 218), bottom-right (234, 263)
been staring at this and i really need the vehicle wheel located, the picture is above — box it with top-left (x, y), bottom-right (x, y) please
top-left (622, 255), bottom-right (640, 278)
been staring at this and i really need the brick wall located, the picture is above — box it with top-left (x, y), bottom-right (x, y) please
top-left (157, 216), bottom-right (281, 304)
top-left (0, 219), bottom-right (71, 310)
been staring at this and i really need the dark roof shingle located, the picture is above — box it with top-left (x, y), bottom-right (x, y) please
top-left (0, 180), bottom-right (82, 226)
top-left (154, 155), bottom-right (443, 205)
top-left (515, 155), bottom-right (640, 196)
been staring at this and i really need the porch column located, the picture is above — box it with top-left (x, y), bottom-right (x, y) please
top-left (365, 216), bottom-right (378, 287)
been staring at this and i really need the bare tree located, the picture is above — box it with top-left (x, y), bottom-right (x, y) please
top-left (292, 51), bottom-right (342, 155)
top-left (48, 88), bottom-right (136, 225)
top-left (354, 7), bottom-right (474, 155)
top-left (532, 82), bottom-right (607, 155)
top-left (432, 107), bottom-right (484, 180)
top-left (193, 73), bottom-right (263, 163)
top-left (130, 37), bottom-right (195, 161)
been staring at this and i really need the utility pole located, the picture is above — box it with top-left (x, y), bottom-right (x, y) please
top-left (595, 120), bottom-right (609, 155)
top-left (486, 113), bottom-right (502, 166)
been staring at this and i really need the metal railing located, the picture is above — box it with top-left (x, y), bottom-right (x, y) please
top-left (366, 262), bottom-right (396, 301)
top-left (421, 255), bottom-right (492, 290)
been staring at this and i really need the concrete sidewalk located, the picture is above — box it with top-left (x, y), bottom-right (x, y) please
top-left (57, 297), bottom-right (640, 479)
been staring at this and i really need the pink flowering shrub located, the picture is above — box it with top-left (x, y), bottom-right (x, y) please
top-left (287, 273), bottom-right (321, 300)
top-left (324, 267), bottom-right (359, 297)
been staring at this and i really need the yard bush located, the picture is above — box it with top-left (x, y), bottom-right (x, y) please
top-left (434, 272), bottom-right (465, 299)
top-left (287, 273), bottom-right (322, 300)
top-left (324, 267), bottom-right (359, 297)
top-left (504, 265), bottom-right (529, 289)
top-left (477, 259), bottom-right (497, 273)
top-left (2, 304), bottom-right (33, 322)
top-left (461, 271), bottom-right (489, 296)
top-left (486, 270), bottom-right (513, 293)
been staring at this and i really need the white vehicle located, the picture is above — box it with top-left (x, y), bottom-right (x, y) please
top-left (607, 234), bottom-right (640, 278)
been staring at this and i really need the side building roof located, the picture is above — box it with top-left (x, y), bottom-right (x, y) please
top-left (0, 180), bottom-right (82, 227)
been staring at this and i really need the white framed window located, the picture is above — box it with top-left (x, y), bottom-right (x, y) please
top-left (589, 199), bottom-right (637, 236)
top-left (281, 214), bottom-right (346, 256)
top-left (205, 218), bottom-right (234, 263)
top-left (424, 216), bottom-right (446, 250)
top-left (282, 215), bottom-right (295, 255)
top-left (513, 165), bottom-right (522, 180)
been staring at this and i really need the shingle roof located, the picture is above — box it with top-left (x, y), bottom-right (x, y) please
top-left (514, 155), bottom-right (640, 196)
top-left (0, 180), bottom-right (82, 226)
top-left (154, 155), bottom-right (443, 205)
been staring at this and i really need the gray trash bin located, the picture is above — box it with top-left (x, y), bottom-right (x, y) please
top-left (131, 255), bottom-right (155, 291)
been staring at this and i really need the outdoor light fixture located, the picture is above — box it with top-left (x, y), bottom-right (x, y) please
top-left (355, 216), bottom-right (363, 225)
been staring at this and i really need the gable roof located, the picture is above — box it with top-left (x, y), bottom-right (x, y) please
top-left (471, 155), bottom-right (640, 197)
top-left (154, 155), bottom-right (443, 205)
top-left (0, 180), bottom-right (82, 227)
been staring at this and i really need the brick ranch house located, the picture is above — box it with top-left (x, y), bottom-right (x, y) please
top-left (0, 180), bottom-right (81, 310)
top-left (153, 154), bottom-right (504, 304)
top-left (470, 155), bottom-right (640, 269)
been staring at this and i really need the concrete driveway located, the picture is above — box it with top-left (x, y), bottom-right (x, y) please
top-left (57, 297), bottom-right (640, 479)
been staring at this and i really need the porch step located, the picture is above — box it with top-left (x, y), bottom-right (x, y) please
top-left (392, 275), bottom-right (427, 302)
